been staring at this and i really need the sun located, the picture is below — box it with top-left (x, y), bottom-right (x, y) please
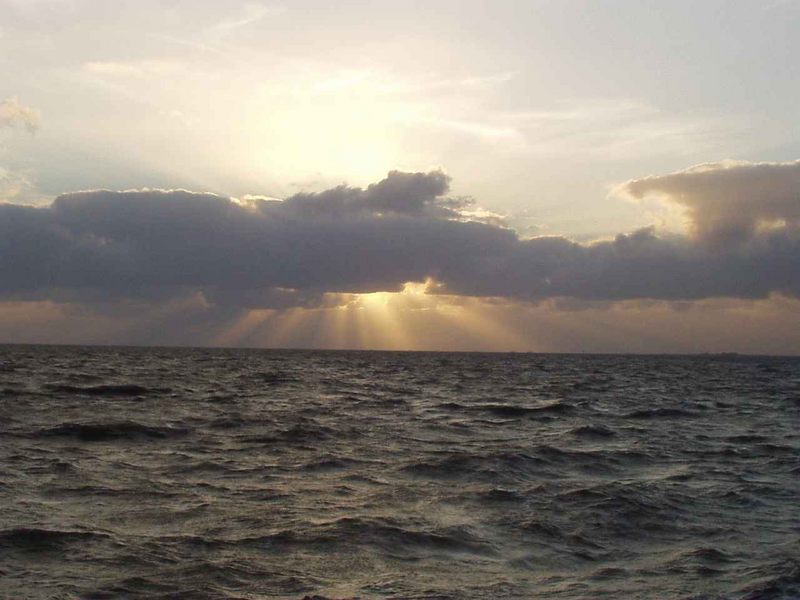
top-left (243, 70), bottom-right (414, 186)
top-left (350, 281), bottom-right (431, 310)
top-left (357, 291), bottom-right (391, 308)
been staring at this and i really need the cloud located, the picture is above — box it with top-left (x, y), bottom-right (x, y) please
top-left (619, 160), bottom-right (800, 245)
top-left (0, 167), bottom-right (39, 203)
top-left (0, 97), bottom-right (41, 133)
top-left (0, 98), bottom-right (42, 202)
top-left (203, 3), bottom-right (284, 40)
top-left (473, 100), bottom-right (738, 160)
top-left (272, 169), bottom-right (462, 218)
top-left (1, 165), bottom-right (799, 310)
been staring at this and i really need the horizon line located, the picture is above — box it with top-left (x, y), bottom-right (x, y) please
top-left (0, 341), bottom-right (796, 359)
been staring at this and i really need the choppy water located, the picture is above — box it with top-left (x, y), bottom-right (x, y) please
top-left (1, 345), bottom-right (799, 599)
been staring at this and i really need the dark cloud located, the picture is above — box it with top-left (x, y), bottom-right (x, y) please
top-left (262, 170), bottom-right (465, 219)
top-left (1, 165), bottom-right (799, 309)
top-left (621, 160), bottom-right (800, 245)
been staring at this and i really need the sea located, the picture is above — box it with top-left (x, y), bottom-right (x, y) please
top-left (0, 345), bottom-right (798, 600)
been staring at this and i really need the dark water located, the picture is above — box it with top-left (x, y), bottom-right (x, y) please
top-left (1, 346), bottom-right (799, 600)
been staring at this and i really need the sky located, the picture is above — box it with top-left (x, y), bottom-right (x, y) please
top-left (1, 0), bottom-right (799, 353)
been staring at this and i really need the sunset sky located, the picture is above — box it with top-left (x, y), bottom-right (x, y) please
top-left (1, 0), bottom-right (799, 353)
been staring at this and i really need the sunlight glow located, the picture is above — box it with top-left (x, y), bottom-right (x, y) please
top-left (244, 72), bottom-right (418, 185)
top-left (212, 280), bottom-right (535, 351)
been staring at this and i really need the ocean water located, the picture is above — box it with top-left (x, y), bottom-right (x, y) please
top-left (0, 345), bottom-right (798, 600)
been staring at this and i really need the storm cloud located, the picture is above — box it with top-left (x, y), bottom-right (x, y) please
top-left (1, 163), bottom-right (799, 309)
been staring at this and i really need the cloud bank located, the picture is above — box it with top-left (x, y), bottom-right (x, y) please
top-left (1, 162), bottom-right (799, 310)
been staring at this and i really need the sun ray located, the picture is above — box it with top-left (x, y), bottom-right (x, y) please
top-left (206, 280), bottom-right (547, 351)
top-left (260, 307), bottom-right (308, 348)
top-left (212, 308), bottom-right (273, 347)
top-left (432, 299), bottom-right (532, 351)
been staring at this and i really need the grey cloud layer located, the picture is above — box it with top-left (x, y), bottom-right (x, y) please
top-left (1, 164), bottom-right (799, 307)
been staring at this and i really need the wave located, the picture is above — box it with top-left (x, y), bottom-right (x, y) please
top-left (243, 420), bottom-right (343, 446)
top-left (402, 451), bottom-right (548, 480)
top-left (738, 559), bottom-right (800, 600)
top-left (726, 434), bottom-right (770, 443)
top-left (520, 518), bottom-right (564, 539)
top-left (300, 457), bottom-right (381, 472)
top-left (0, 527), bottom-right (111, 550)
top-left (570, 424), bottom-right (616, 438)
top-left (479, 487), bottom-right (525, 503)
top-left (622, 407), bottom-right (699, 419)
top-left (42, 383), bottom-right (167, 397)
top-left (437, 400), bottom-right (575, 418)
top-left (253, 371), bottom-right (299, 385)
top-left (317, 517), bottom-right (496, 557)
top-left (36, 421), bottom-right (189, 442)
top-left (482, 401), bottom-right (575, 417)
